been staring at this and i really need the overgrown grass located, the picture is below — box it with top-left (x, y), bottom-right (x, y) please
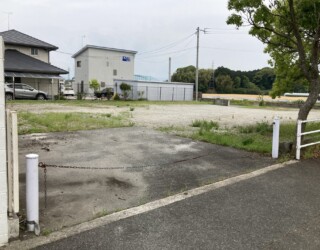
top-left (18, 112), bottom-right (133, 135)
top-left (159, 120), bottom-right (320, 158)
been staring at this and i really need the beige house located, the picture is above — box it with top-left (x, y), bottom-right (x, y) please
top-left (0, 29), bottom-right (68, 98)
top-left (72, 45), bottom-right (137, 94)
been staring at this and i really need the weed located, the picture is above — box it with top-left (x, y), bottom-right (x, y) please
top-left (242, 137), bottom-right (254, 145)
top-left (42, 228), bottom-right (53, 236)
top-left (191, 120), bottom-right (219, 131)
top-left (94, 209), bottom-right (109, 219)
top-left (130, 107), bottom-right (135, 111)
top-left (18, 112), bottom-right (133, 135)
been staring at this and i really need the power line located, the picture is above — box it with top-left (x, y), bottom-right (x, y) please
top-left (137, 32), bottom-right (195, 55)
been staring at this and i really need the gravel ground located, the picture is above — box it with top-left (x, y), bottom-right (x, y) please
top-left (7, 102), bottom-right (320, 128)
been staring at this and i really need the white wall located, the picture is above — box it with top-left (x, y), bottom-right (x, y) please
top-left (74, 49), bottom-right (89, 93)
top-left (0, 36), bottom-right (9, 246)
top-left (74, 48), bottom-right (135, 94)
top-left (5, 45), bottom-right (49, 63)
top-left (114, 79), bottom-right (194, 101)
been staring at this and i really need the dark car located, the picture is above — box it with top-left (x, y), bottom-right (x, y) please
top-left (94, 88), bottom-right (114, 99)
top-left (5, 83), bottom-right (48, 100)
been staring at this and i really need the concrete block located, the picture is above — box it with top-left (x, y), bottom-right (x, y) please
top-left (0, 192), bottom-right (7, 214)
top-left (0, 213), bottom-right (8, 235)
top-left (0, 234), bottom-right (8, 247)
top-left (213, 98), bottom-right (230, 106)
top-left (8, 215), bottom-right (19, 239)
top-left (0, 128), bottom-right (6, 150)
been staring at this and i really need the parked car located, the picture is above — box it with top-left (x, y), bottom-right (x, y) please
top-left (94, 87), bottom-right (114, 99)
top-left (61, 86), bottom-right (75, 96)
top-left (5, 83), bottom-right (48, 100)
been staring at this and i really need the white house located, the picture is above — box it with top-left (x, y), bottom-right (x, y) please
top-left (0, 29), bottom-right (68, 98)
top-left (72, 45), bottom-right (137, 95)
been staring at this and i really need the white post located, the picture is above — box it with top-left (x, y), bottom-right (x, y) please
top-left (272, 116), bottom-right (280, 159)
top-left (296, 120), bottom-right (302, 160)
top-left (0, 36), bottom-right (9, 246)
top-left (26, 154), bottom-right (40, 235)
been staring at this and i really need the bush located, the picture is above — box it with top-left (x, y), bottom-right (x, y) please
top-left (120, 83), bottom-right (132, 100)
top-left (112, 93), bottom-right (120, 100)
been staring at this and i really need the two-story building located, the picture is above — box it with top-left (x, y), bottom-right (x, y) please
top-left (72, 45), bottom-right (137, 94)
top-left (0, 29), bottom-right (68, 98)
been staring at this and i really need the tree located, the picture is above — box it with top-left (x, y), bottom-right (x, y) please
top-left (215, 75), bottom-right (234, 93)
top-left (171, 65), bottom-right (196, 83)
top-left (171, 66), bottom-right (213, 92)
top-left (227, 0), bottom-right (320, 123)
top-left (89, 79), bottom-right (100, 92)
top-left (120, 82), bottom-right (132, 100)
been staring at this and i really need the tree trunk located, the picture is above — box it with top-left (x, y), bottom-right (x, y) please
top-left (297, 79), bottom-right (320, 121)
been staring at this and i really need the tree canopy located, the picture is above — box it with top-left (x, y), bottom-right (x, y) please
top-left (172, 65), bottom-right (275, 94)
top-left (227, 0), bottom-right (320, 121)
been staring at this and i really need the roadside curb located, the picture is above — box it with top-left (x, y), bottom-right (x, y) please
top-left (6, 160), bottom-right (298, 249)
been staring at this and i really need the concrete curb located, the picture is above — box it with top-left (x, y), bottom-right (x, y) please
top-left (7, 160), bottom-right (298, 249)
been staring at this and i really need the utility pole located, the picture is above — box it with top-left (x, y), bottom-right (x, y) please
top-left (195, 27), bottom-right (206, 101)
top-left (195, 27), bottom-right (200, 101)
top-left (168, 57), bottom-right (171, 82)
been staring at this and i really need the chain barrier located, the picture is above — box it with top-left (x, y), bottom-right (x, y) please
top-left (38, 153), bottom-right (211, 209)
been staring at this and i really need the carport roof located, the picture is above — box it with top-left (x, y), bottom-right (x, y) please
top-left (4, 49), bottom-right (68, 75)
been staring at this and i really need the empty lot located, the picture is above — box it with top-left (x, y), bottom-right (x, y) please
top-left (7, 101), bottom-right (320, 129)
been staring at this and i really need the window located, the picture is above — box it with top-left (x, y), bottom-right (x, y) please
top-left (101, 82), bottom-right (105, 88)
top-left (113, 69), bottom-right (117, 76)
top-left (31, 48), bottom-right (38, 55)
top-left (106, 61), bottom-right (109, 67)
top-left (77, 61), bottom-right (81, 67)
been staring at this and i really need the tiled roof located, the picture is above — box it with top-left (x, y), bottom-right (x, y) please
top-left (5, 49), bottom-right (68, 74)
top-left (0, 29), bottom-right (58, 50)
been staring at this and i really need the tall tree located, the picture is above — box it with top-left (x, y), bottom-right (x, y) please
top-left (227, 0), bottom-right (320, 122)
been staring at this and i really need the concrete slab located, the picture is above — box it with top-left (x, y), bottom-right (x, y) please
top-left (17, 127), bottom-right (275, 234)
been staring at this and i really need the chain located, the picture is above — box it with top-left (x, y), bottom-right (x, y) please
top-left (37, 153), bottom-right (213, 209)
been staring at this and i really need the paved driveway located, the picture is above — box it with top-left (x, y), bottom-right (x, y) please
top-left (18, 127), bottom-right (275, 232)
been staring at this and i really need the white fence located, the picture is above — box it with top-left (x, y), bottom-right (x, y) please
top-left (296, 119), bottom-right (320, 160)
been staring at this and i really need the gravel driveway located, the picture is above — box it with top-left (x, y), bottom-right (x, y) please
top-left (8, 102), bottom-right (320, 128)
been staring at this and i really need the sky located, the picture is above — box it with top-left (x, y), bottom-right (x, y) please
top-left (1, 0), bottom-right (271, 80)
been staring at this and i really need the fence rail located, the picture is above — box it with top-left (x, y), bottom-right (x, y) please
top-left (296, 118), bottom-right (320, 160)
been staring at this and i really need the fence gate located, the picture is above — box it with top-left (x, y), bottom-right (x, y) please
top-left (296, 119), bottom-right (320, 160)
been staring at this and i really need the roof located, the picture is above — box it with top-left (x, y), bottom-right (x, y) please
top-left (0, 29), bottom-right (58, 50)
top-left (4, 49), bottom-right (68, 75)
top-left (72, 45), bottom-right (137, 58)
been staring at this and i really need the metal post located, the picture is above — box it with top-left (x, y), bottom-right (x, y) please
top-left (172, 87), bottom-right (174, 101)
top-left (160, 87), bottom-right (162, 101)
top-left (195, 27), bottom-right (199, 101)
top-left (168, 57), bottom-right (171, 82)
top-left (296, 120), bottom-right (302, 160)
top-left (272, 116), bottom-right (280, 159)
top-left (26, 154), bottom-right (40, 235)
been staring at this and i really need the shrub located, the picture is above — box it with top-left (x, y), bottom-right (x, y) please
top-left (120, 83), bottom-right (132, 100)
top-left (112, 93), bottom-right (120, 100)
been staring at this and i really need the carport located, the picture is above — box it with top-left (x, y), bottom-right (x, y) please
top-left (4, 49), bottom-right (67, 99)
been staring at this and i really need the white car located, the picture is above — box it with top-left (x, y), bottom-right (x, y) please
top-left (61, 86), bottom-right (75, 96)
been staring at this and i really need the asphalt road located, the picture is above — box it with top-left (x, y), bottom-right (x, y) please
top-left (34, 159), bottom-right (320, 250)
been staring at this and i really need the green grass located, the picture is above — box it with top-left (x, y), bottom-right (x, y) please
top-left (18, 112), bottom-right (133, 135)
top-left (159, 120), bottom-right (320, 157)
top-left (7, 99), bottom-right (212, 108)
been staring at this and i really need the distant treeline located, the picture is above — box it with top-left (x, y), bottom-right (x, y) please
top-left (171, 65), bottom-right (276, 94)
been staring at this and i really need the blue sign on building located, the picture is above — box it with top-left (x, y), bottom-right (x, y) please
top-left (122, 56), bottom-right (130, 62)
